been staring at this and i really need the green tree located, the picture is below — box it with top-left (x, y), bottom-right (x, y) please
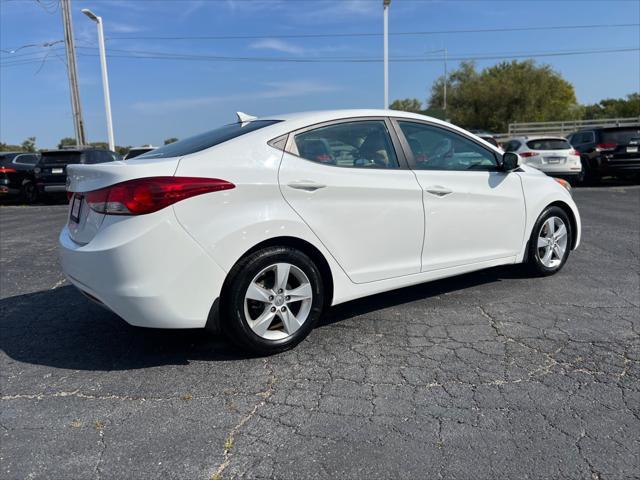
top-left (57, 137), bottom-right (76, 149)
top-left (164, 137), bottom-right (178, 145)
top-left (0, 142), bottom-right (23, 152)
top-left (21, 137), bottom-right (37, 152)
top-left (582, 93), bottom-right (640, 119)
top-left (389, 98), bottom-right (423, 113)
top-left (428, 60), bottom-right (579, 132)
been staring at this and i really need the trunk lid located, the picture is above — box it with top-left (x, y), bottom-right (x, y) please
top-left (66, 156), bottom-right (181, 245)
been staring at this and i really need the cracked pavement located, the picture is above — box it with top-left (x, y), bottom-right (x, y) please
top-left (1, 186), bottom-right (639, 479)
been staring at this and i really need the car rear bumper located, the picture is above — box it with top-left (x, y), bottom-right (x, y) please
top-left (59, 208), bottom-right (227, 329)
top-left (0, 186), bottom-right (21, 196)
top-left (592, 157), bottom-right (640, 174)
top-left (37, 183), bottom-right (67, 193)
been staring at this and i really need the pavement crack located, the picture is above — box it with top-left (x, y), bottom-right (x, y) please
top-left (210, 358), bottom-right (276, 480)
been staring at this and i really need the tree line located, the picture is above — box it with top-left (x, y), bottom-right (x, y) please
top-left (0, 137), bottom-right (179, 153)
top-left (390, 59), bottom-right (639, 132)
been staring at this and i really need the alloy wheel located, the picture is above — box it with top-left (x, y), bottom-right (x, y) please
top-left (243, 263), bottom-right (313, 340)
top-left (536, 216), bottom-right (568, 268)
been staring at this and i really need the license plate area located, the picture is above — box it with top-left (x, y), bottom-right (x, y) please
top-left (545, 156), bottom-right (564, 164)
top-left (52, 167), bottom-right (64, 174)
top-left (627, 146), bottom-right (638, 153)
top-left (70, 194), bottom-right (83, 224)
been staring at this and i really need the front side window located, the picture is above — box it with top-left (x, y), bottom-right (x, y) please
top-left (398, 121), bottom-right (498, 171)
top-left (293, 120), bottom-right (398, 169)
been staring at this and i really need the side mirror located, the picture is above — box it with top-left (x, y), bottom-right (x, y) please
top-left (502, 152), bottom-right (522, 172)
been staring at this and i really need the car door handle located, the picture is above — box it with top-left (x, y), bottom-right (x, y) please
top-left (287, 181), bottom-right (326, 192)
top-left (425, 186), bottom-right (453, 197)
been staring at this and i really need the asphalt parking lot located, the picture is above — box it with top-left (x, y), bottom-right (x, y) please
top-left (1, 185), bottom-right (639, 480)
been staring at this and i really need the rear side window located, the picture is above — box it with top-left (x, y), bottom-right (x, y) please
top-left (600, 127), bottom-right (640, 145)
top-left (504, 140), bottom-right (521, 152)
top-left (293, 120), bottom-right (399, 169)
top-left (526, 139), bottom-right (571, 150)
top-left (137, 120), bottom-right (281, 160)
top-left (13, 154), bottom-right (39, 165)
top-left (574, 132), bottom-right (594, 144)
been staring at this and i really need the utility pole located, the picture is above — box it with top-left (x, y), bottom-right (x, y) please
top-left (60, 0), bottom-right (86, 147)
top-left (383, 0), bottom-right (390, 109)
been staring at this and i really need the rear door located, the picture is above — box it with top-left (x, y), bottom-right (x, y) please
top-left (278, 118), bottom-right (424, 284)
top-left (393, 119), bottom-right (525, 271)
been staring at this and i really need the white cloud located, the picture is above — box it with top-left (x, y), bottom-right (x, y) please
top-left (249, 38), bottom-right (304, 55)
top-left (133, 80), bottom-right (339, 113)
top-left (107, 22), bottom-right (145, 34)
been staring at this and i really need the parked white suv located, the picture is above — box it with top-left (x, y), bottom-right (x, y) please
top-left (503, 136), bottom-right (581, 179)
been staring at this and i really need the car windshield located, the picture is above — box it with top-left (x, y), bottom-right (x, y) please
top-left (136, 120), bottom-right (281, 160)
top-left (600, 127), bottom-right (640, 145)
top-left (526, 139), bottom-right (571, 150)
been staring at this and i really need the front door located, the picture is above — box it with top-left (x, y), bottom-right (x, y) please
top-left (394, 120), bottom-right (526, 271)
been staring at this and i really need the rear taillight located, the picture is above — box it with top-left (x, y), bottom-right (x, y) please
top-left (596, 143), bottom-right (617, 151)
top-left (0, 166), bottom-right (17, 173)
top-left (83, 176), bottom-right (235, 215)
top-left (520, 152), bottom-right (539, 158)
top-left (570, 149), bottom-right (580, 156)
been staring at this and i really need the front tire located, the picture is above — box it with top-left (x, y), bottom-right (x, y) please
top-left (221, 246), bottom-right (324, 354)
top-left (525, 206), bottom-right (572, 276)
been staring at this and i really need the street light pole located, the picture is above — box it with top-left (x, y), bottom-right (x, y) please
top-left (82, 9), bottom-right (115, 152)
top-left (383, 0), bottom-right (390, 109)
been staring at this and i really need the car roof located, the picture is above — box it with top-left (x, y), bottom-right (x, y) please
top-left (255, 109), bottom-right (499, 147)
top-left (41, 148), bottom-right (112, 154)
top-left (509, 136), bottom-right (569, 141)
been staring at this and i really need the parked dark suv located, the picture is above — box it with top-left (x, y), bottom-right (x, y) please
top-left (0, 152), bottom-right (41, 203)
top-left (567, 126), bottom-right (640, 184)
top-left (34, 148), bottom-right (117, 197)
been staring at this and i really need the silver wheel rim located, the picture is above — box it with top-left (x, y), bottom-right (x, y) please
top-left (243, 263), bottom-right (313, 340)
top-left (536, 216), bottom-right (568, 268)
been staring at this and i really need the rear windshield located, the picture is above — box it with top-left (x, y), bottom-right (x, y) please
top-left (40, 151), bottom-right (83, 164)
top-left (136, 120), bottom-right (281, 160)
top-left (526, 139), bottom-right (571, 150)
top-left (600, 127), bottom-right (640, 145)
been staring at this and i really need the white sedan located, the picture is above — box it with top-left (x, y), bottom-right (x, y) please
top-left (503, 136), bottom-right (582, 179)
top-left (59, 110), bottom-right (581, 354)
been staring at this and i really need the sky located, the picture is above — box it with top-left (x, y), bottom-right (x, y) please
top-left (1, 0), bottom-right (639, 149)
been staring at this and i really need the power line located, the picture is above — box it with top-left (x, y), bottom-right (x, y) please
top-left (3, 46), bottom-right (639, 68)
top-left (107, 23), bottom-right (640, 41)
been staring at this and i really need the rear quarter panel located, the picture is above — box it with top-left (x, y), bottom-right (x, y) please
top-left (171, 135), bottom-right (351, 294)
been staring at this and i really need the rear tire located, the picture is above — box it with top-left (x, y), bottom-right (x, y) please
top-left (21, 181), bottom-right (38, 204)
top-left (221, 246), bottom-right (324, 355)
top-left (525, 206), bottom-right (572, 276)
top-left (578, 156), bottom-right (600, 186)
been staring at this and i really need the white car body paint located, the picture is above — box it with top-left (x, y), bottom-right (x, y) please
top-left (59, 109), bottom-right (581, 329)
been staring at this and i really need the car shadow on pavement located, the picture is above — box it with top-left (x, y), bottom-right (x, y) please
top-left (320, 264), bottom-right (526, 328)
top-left (0, 265), bottom-right (527, 370)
